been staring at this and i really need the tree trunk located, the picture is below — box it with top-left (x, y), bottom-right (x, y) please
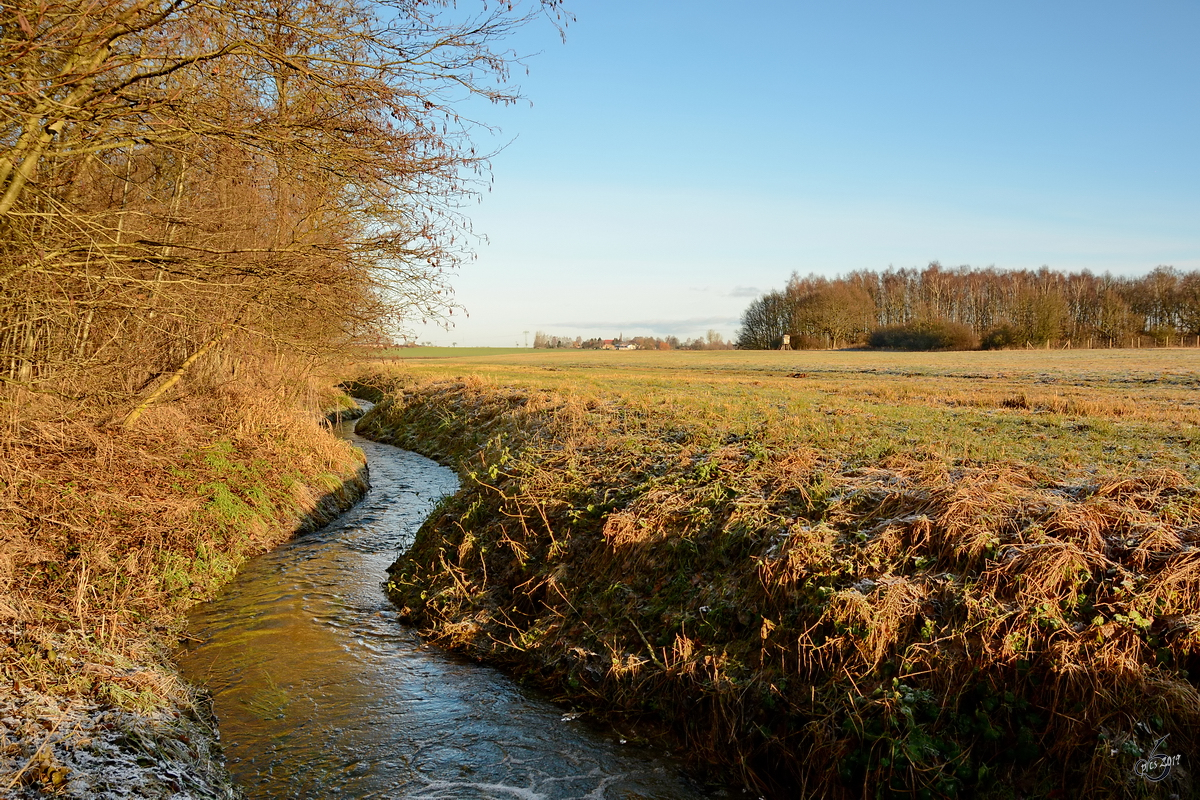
top-left (121, 332), bottom-right (228, 428)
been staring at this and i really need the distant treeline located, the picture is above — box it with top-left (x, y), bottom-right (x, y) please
top-left (737, 264), bottom-right (1200, 350)
top-left (533, 331), bottom-right (733, 350)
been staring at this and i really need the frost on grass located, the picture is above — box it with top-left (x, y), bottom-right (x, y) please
top-left (357, 360), bottom-right (1200, 799)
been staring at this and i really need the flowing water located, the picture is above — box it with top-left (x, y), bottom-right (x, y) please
top-left (177, 413), bottom-right (713, 799)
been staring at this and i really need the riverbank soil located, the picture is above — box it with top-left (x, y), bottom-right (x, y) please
top-left (0, 382), bottom-right (366, 796)
top-left (353, 348), bottom-right (1200, 799)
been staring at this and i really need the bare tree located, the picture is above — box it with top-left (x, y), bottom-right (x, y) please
top-left (735, 264), bottom-right (1199, 350)
top-left (0, 0), bottom-right (569, 418)
top-left (736, 289), bottom-right (792, 349)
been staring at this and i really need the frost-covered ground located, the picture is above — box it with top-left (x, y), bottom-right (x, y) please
top-left (1, 683), bottom-right (238, 799)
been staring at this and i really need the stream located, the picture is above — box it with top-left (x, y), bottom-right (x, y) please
top-left (176, 412), bottom-right (714, 799)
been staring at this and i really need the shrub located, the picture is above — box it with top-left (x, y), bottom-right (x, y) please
top-left (1148, 325), bottom-right (1178, 346)
top-left (981, 323), bottom-right (1023, 350)
top-left (868, 320), bottom-right (979, 351)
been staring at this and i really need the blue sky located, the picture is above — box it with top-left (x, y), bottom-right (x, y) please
top-left (412, 1), bottom-right (1200, 346)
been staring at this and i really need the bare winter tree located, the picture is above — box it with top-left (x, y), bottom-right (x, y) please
top-left (0, 0), bottom-right (568, 420)
top-left (736, 264), bottom-right (1198, 350)
top-left (736, 289), bottom-right (793, 349)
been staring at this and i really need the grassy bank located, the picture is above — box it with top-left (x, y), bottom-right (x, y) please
top-left (0, 383), bottom-right (366, 795)
top-left (355, 349), bottom-right (1200, 798)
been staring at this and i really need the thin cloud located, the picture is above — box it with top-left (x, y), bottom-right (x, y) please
top-left (728, 285), bottom-right (762, 298)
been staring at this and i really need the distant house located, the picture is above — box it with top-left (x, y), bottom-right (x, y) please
top-left (601, 339), bottom-right (615, 350)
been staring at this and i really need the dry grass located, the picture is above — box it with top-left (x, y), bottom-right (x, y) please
top-left (353, 348), bottom-right (1200, 799)
top-left (0, 359), bottom-right (367, 792)
top-left (0, 388), bottom-right (363, 702)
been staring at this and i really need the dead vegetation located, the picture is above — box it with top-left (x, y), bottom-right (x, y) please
top-left (0, 365), bottom-right (367, 793)
top-left (356, 366), bottom-right (1200, 798)
top-left (0, 379), bottom-right (365, 701)
top-left (0, 0), bottom-right (570, 790)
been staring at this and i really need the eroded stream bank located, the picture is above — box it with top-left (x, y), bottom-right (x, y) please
top-left (177, 412), bottom-right (712, 798)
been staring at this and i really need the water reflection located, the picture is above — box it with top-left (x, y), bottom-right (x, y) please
top-left (178, 417), bottom-right (711, 799)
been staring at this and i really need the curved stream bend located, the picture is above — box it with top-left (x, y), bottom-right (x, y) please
top-left (178, 412), bottom-right (711, 799)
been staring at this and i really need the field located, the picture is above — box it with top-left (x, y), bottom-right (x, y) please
top-left (354, 347), bottom-right (1200, 798)
top-left (373, 346), bottom-right (532, 359)
top-left (366, 348), bottom-right (1200, 481)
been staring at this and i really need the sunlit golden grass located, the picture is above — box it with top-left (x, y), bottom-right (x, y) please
top-left (0, 376), bottom-right (366, 719)
top-left (365, 347), bottom-right (1200, 480)
top-left (354, 347), bottom-right (1200, 799)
